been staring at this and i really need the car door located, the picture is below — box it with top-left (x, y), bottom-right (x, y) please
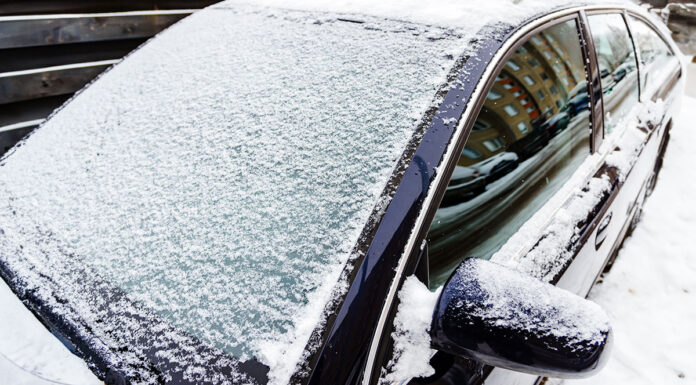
top-left (554, 10), bottom-right (682, 298)
top-left (552, 10), bottom-right (644, 297)
top-left (481, 12), bottom-right (682, 385)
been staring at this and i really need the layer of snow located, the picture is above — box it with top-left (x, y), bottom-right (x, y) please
top-left (382, 276), bottom-right (442, 383)
top-left (218, 0), bottom-right (631, 31)
top-left (565, 95), bottom-right (696, 385)
top-left (500, 174), bottom-right (612, 281)
top-left (0, 4), bottom-right (464, 384)
top-left (0, 278), bottom-right (100, 385)
top-left (687, 61), bottom-right (696, 98)
top-left (449, 259), bottom-right (610, 347)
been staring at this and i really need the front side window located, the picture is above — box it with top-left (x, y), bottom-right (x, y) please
top-left (588, 14), bottom-right (639, 135)
top-left (629, 16), bottom-right (679, 97)
top-left (428, 19), bottom-right (592, 286)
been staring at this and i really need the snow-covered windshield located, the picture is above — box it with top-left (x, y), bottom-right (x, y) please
top-left (0, 3), bottom-right (462, 383)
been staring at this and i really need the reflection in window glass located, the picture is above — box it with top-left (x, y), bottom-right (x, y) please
top-left (462, 146), bottom-right (483, 159)
top-left (504, 105), bottom-right (519, 116)
top-left (629, 16), bottom-right (679, 98)
top-left (427, 19), bottom-right (592, 286)
top-left (487, 90), bottom-right (503, 100)
top-left (588, 14), bottom-right (639, 135)
top-left (483, 137), bottom-right (506, 151)
top-left (517, 121), bottom-right (530, 134)
top-left (473, 120), bottom-right (491, 131)
top-left (506, 60), bottom-right (521, 71)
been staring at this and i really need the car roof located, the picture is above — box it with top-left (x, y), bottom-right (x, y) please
top-left (217, 0), bottom-right (635, 35)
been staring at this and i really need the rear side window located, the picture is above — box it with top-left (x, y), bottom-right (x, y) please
top-left (629, 16), bottom-right (679, 97)
top-left (427, 19), bottom-right (592, 287)
top-left (587, 14), bottom-right (639, 135)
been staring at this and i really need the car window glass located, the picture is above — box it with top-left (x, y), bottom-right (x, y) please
top-left (629, 16), bottom-right (679, 97)
top-left (427, 19), bottom-right (592, 287)
top-left (588, 14), bottom-right (639, 135)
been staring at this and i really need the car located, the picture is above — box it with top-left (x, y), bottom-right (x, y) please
top-left (0, 1), bottom-right (683, 385)
top-left (440, 165), bottom-right (487, 207)
top-left (540, 110), bottom-right (571, 137)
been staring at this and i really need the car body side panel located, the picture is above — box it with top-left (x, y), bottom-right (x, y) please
top-left (556, 12), bottom-right (684, 297)
top-left (486, 13), bottom-right (684, 385)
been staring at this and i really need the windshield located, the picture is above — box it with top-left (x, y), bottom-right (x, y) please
top-left (0, 3), bottom-right (462, 383)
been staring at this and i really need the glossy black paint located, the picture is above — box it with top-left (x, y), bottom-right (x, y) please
top-left (430, 259), bottom-right (612, 378)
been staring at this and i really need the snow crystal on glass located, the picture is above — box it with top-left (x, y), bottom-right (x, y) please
top-left (0, 5), bottom-right (462, 384)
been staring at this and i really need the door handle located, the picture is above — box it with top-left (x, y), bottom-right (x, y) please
top-left (595, 212), bottom-right (612, 250)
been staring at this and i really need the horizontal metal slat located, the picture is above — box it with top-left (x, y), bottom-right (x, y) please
top-left (0, 94), bottom-right (70, 127)
top-left (0, 122), bottom-right (38, 156)
top-left (0, 1), bottom-right (217, 16)
top-left (0, 118), bottom-right (43, 133)
top-left (0, 60), bottom-right (118, 104)
top-left (0, 10), bottom-right (193, 49)
top-left (0, 38), bottom-right (146, 73)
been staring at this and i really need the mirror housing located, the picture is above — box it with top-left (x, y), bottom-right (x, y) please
top-left (430, 258), bottom-right (612, 379)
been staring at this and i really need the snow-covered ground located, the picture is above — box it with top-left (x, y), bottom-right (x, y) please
top-left (566, 93), bottom-right (696, 385)
top-left (687, 60), bottom-right (696, 97)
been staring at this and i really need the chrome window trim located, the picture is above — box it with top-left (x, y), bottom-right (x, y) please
top-left (360, 4), bottom-right (659, 384)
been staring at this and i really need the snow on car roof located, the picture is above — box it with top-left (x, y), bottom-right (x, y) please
top-left (218, 0), bottom-right (633, 32)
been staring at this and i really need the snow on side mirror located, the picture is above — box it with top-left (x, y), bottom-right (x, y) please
top-left (430, 258), bottom-right (612, 379)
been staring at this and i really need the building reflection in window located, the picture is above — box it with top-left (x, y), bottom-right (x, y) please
top-left (427, 19), bottom-right (592, 287)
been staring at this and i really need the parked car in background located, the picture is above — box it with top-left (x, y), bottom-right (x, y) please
top-left (0, 1), bottom-right (683, 384)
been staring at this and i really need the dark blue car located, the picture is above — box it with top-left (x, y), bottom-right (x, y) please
top-left (0, 1), bottom-right (683, 384)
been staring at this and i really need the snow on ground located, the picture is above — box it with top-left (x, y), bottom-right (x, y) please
top-left (687, 60), bottom-right (696, 97)
top-left (566, 94), bottom-right (696, 385)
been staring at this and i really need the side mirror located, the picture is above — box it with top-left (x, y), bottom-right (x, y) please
top-left (430, 258), bottom-right (612, 378)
